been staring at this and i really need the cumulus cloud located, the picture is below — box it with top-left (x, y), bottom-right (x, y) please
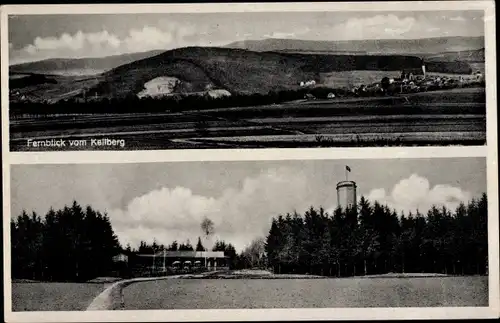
top-left (321, 13), bottom-right (477, 41)
top-left (11, 23), bottom-right (200, 64)
top-left (108, 167), bottom-right (315, 252)
top-left (365, 174), bottom-right (471, 215)
top-left (329, 14), bottom-right (417, 40)
top-left (107, 170), bottom-right (473, 251)
top-left (263, 27), bottom-right (310, 39)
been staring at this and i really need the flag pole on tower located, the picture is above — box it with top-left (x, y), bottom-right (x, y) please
top-left (345, 165), bottom-right (351, 181)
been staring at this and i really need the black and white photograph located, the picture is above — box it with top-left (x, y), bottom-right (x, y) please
top-left (1, 2), bottom-right (499, 323)
top-left (4, 4), bottom-right (490, 151)
top-left (7, 157), bottom-right (490, 312)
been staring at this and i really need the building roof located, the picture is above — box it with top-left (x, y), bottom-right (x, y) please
top-left (136, 251), bottom-right (226, 258)
top-left (336, 181), bottom-right (357, 189)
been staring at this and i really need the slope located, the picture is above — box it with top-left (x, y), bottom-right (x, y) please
top-left (424, 48), bottom-right (485, 63)
top-left (89, 46), bottom-right (426, 99)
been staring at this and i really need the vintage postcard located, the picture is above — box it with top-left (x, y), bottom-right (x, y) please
top-left (1, 2), bottom-right (494, 151)
top-left (1, 1), bottom-right (499, 323)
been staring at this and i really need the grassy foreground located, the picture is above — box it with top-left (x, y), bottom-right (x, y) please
top-left (121, 275), bottom-right (488, 309)
top-left (11, 282), bottom-right (107, 311)
top-left (9, 88), bottom-right (486, 151)
top-left (11, 274), bottom-right (488, 311)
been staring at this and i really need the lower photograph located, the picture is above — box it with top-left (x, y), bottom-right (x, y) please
top-left (6, 157), bottom-right (490, 315)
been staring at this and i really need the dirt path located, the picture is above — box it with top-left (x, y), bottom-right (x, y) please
top-left (86, 272), bottom-right (220, 311)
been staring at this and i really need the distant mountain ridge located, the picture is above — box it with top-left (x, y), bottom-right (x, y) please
top-left (9, 50), bottom-right (165, 75)
top-left (225, 36), bottom-right (485, 56)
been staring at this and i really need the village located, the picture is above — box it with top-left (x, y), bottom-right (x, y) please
top-left (299, 65), bottom-right (485, 100)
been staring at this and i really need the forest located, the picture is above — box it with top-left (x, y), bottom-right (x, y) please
top-left (265, 194), bottom-right (488, 276)
top-left (10, 202), bottom-right (121, 282)
top-left (10, 193), bottom-right (488, 282)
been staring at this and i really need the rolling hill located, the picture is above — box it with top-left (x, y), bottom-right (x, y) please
top-left (87, 46), bottom-right (429, 99)
top-left (225, 36), bottom-right (485, 56)
top-left (424, 48), bottom-right (485, 62)
top-left (10, 46), bottom-right (478, 103)
top-left (9, 50), bottom-right (165, 76)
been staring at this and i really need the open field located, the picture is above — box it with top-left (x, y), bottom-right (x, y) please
top-left (11, 282), bottom-right (107, 311)
top-left (9, 73), bottom-right (102, 103)
top-left (320, 70), bottom-right (402, 88)
top-left (9, 87), bottom-right (486, 151)
top-left (121, 276), bottom-right (488, 309)
top-left (11, 273), bottom-right (486, 311)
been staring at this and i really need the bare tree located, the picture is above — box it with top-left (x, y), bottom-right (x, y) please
top-left (242, 237), bottom-right (266, 268)
top-left (201, 217), bottom-right (215, 236)
top-left (201, 217), bottom-right (215, 252)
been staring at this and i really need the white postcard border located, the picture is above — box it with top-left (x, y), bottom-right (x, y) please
top-left (2, 1), bottom-right (499, 322)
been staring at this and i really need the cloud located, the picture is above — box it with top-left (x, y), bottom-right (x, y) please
top-left (263, 27), bottom-right (310, 39)
top-left (11, 23), bottom-right (200, 64)
top-left (107, 171), bottom-right (474, 251)
top-left (108, 167), bottom-right (314, 252)
top-left (23, 30), bottom-right (121, 55)
top-left (328, 14), bottom-right (417, 40)
top-left (122, 26), bottom-right (176, 53)
top-left (365, 174), bottom-right (471, 215)
top-left (322, 13), bottom-right (476, 41)
top-left (263, 31), bottom-right (297, 39)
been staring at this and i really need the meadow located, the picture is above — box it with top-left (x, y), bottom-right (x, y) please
top-left (121, 276), bottom-right (488, 309)
top-left (320, 70), bottom-right (401, 88)
top-left (9, 87), bottom-right (486, 151)
top-left (11, 282), bottom-right (107, 311)
top-left (10, 276), bottom-right (488, 311)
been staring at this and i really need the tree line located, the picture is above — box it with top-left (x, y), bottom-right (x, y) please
top-left (9, 78), bottom-right (485, 118)
top-left (265, 194), bottom-right (488, 277)
top-left (9, 87), bottom-right (349, 116)
top-left (11, 201), bottom-right (121, 282)
top-left (11, 194), bottom-right (487, 282)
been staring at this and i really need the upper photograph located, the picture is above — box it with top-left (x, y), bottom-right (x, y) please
top-left (6, 8), bottom-right (488, 151)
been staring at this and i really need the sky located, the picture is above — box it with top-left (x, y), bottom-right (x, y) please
top-left (8, 10), bottom-right (485, 64)
top-left (10, 157), bottom-right (486, 252)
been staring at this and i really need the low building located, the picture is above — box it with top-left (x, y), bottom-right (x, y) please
top-left (112, 253), bottom-right (129, 263)
top-left (132, 251), bottom-right (228, 273)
